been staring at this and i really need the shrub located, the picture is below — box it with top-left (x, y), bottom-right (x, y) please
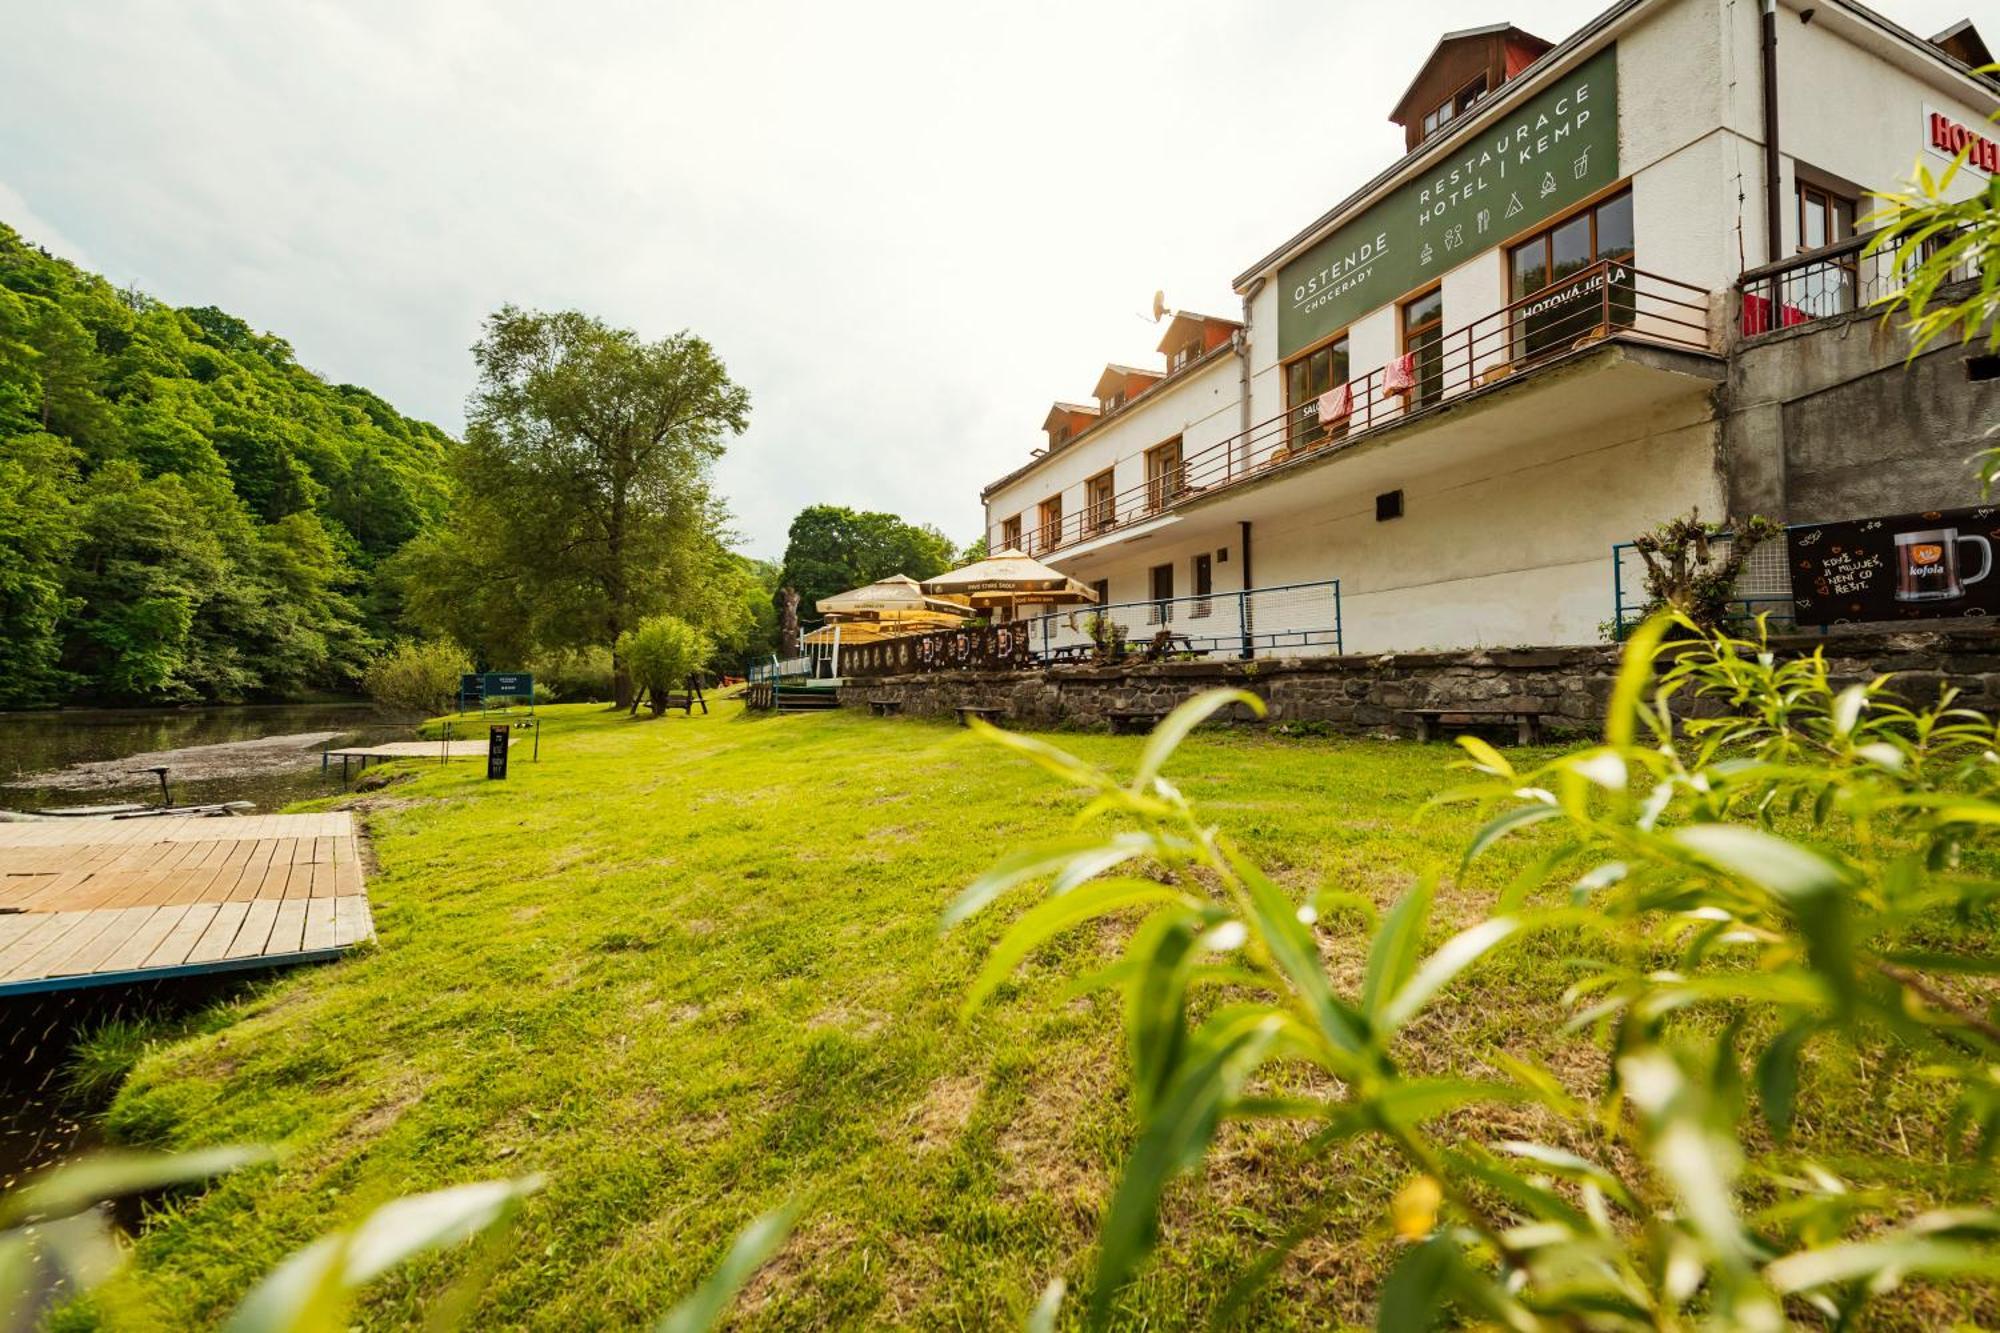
top-left (361, 639), bottom-right (469, 718)
top-left (1630, 509), bottom-right (1783, 633)
top-left (951, 615), bottom-right (2000, 1329)
top-left (617, 615), bottom-right (713, 716)
top-left (532, 646), bottom-right (616, 702)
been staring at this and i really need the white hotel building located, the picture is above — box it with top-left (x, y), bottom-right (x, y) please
top-left (979, 0), bottom-right (1998, 656)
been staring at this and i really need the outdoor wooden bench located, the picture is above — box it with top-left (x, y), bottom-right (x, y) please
top-left (1107, 709), bottom-right (1167, 735)
top-left (867, 696), bottom-right (903, 717)
top-left (956, 705), bottom-right (1004, 727)
top-left (1406, 706), bottom-right (1545, 746)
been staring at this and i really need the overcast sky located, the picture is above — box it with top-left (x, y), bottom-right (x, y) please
top-left (0, 0), bottom-right (1975, 559)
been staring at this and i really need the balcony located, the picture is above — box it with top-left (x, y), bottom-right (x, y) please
top-left (1002, 263), bottom-right (1717, 561)
top-left (1736, 229), bottom-right (1978, 338)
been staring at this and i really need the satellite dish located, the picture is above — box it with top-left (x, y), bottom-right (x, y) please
top-left (1151, 290), bottom-right (1169, 322)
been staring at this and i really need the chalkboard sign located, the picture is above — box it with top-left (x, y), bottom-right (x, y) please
top-left (487, 725), bottom-right (510, 780)
top-left (1789, 505), bottom-right (2000, 625)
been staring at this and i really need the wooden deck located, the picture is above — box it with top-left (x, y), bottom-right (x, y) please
top-left (0, 813), bottom-right (373, 996)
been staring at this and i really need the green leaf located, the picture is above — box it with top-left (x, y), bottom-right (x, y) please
top-left (1380, 918), bottom-right (1520, 1034)
top-left (968, 721), bottom-right (1120, 796)
top-left (1361, 879), bottom-right (1434, 1026)
top-left (1127, 912), bottom-right (1204, 1120)
top-left (1453, 734), bottom-right (1515, 779)
top-left (1220, 840), bottom-right (1369, 1056)
top-left (1461, 804), bottom-right (1562, 870)
top-left (1607, 615), bottom-right (1670, 750)
top-left (0, 1145), bottom-right (273, 1228)
top-left (1368, 1079), bottom-right (1528, 1131)
top-left (1764, 1237), bottom-right (2000, 1293)
top-left (1376, 1234), bottom-right (1454, 1331)
top-left (1025, 1278), bottom-right (1065, 1333)
top-left (655, 1205), bottom-right (797, 1333)
top-left (1088, 1014), bottom-right (1283, 1329)
top-left (1755, 1020), bottom-right (1814, 1143)
top-left (1130, 689), bottom-right (1265, 795)
top-left (962, 877), bottom-right (1194, 1017)
top-left (1666, 825), bottom-right (1855, 1010)
top-left (227, 1176), bottom-right (544, 1333)
top-left (945, 835), bottom-right (1139, 929)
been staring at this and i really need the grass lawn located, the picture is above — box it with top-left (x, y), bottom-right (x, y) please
top-left (56, 700), bottom-right (1987, 1329)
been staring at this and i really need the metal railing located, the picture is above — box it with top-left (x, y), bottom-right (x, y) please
top-left (998, 262), bottom-right (1716, 560)
top-left (1609, 529), bottom-right (1806, 640)
top-left (1736, 229), bottom-right (1980, 337)
top-left (1017, 579), bottom-right (1343, 662)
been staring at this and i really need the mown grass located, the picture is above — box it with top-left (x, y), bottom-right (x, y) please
top-left (54, 700), bottom-right (1986, 1329)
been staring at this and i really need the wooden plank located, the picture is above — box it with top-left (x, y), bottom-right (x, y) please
top-left (186, 901), bottom-right (253, 964)
top-left (0, 912), bottom-right (87, 976)
top-left (302, 896), bottom-right (338, 952)
top-left (96, 905), bottom-right (191, 973)
top-left (227, 899), bottom-right (282, 961)
top-left (38, 906), bottom-right (157, 978)
top-left (143, 903), bottom-right (220, 969)
top-left (265, 898), bottom-right (309, 956)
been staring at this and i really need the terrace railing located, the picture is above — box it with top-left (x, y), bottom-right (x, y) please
top-left (1019, 579), bottom-right (1343, 663)
top-left (1002, 262), bottom-right (1716, 560)
top-left (1735, 229), bottom-right (1980, 337)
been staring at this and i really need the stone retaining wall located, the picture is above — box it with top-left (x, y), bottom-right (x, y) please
top-left (836, 628), bottom-right (2000, 735)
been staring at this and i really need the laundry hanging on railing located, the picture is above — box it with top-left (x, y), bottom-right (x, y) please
top-left (1314, 383), bottom-right (1353, 423)
top-left (1382, 354), bottom-right (1417, 395)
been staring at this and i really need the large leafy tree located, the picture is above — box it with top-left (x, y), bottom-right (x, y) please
top-left (775, 504), bottom-right (957, 622)
top-left (0, 222), bottom-right (453, 704)
top-left (408, 306), bottom-right (751, 708)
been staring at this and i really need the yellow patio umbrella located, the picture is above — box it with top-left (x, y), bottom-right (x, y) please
top-left (815, 574), bottom-right (974, 622)
top-left (921, 548), bottom-right (1098, 620)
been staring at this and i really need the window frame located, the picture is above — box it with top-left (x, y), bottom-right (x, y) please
top-left (1036, 494), bottom-right (1064, 554)
top-left (1399, 283), bottom-right (1446, 407)
top-left (1191, 552), bottom-right (1213, 619)
top-left (1502, 186), bottom-right (1637, 361)
top-left (1281, 328), bottom-right (1353, 449)
top-left (1085, 469), bottom-right (1116, 534)
top-left (1144, 437), bottom-right (1186, 512)
top-left (1000, 514), bottom-right (1022, 550)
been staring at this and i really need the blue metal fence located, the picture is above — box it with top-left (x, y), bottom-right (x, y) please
top-left (1017, 578), bottom-right (1344, 661)
top-left (1609, 529), bottom-right (1808, 639)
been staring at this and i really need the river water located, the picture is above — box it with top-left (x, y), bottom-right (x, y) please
top-left (0, 702), bottom-right (421, 1190)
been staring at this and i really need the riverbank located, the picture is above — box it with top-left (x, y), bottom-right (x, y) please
top-left (57, 700), bottom-right (1987, 1328)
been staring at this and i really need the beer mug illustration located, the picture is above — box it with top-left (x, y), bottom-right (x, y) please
top-left (1895, 527), bottom-right (1992, 602)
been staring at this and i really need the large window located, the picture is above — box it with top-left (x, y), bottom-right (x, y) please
top-left (1507, 190), bottom-right (1635, 359)
top-left (1145, 438), bottom-right (1185, 512)
top-left (1284, 334), bottom-right (1350, 448)
top-left (1085, 469), bottom-right (1116, 533)
top-left (1796, 180), bottom-right (1858, 316)
top-left (1401, 288), bottom-right (1445, 407)
top-left (1000, 514), bottom-right (1021, 550)
top-left (1037, 495), bottom-right (1063, 553)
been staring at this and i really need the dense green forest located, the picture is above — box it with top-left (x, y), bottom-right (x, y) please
top-left (0, 222), bottom-right (453, 707)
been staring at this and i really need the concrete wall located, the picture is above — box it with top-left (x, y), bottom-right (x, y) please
top-left (840, 625), bottom-right (2000, 735)
top-left (1723, 301), bottom-right (2000, 522)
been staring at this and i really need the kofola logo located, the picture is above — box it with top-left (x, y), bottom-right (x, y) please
top-left (1926, 106), bottom-right (1997, 175)
top-left (1290, 231), bottom-right (1390, 315)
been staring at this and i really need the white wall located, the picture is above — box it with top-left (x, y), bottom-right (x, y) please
top-left (983, 352), bottom-right (1239, 545)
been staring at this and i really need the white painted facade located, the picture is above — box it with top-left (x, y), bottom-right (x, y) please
top-left (981, 0), bottom-right (1997, 653)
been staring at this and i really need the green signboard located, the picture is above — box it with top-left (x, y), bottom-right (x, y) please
top-left (1277, 44), bottom-right (1620, 359)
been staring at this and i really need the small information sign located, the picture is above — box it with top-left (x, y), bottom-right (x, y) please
top-left (487, 725), bottom-right (510, 780)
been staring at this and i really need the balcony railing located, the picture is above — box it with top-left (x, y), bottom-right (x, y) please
top-left (1735, 229), bottom-right (1980, 337)
top-left (997, 262), bottom-right (1714, 560)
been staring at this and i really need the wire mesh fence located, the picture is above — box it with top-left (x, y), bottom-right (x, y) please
top-left (1611, 530), bottom-right (1801, 639)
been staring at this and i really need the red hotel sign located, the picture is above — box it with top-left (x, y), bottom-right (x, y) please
top-left (1926, 106), bottom-right (1997, 175)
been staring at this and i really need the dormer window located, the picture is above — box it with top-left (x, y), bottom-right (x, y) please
top-left (1169, 341), bottom-right (1202, 373)
top-left (1100, 390), bottom-right (1125, 414)
top-left (1052, 424), bottom-right (1070, 447)
top-left (1420, 75), bottom-right (1488, 139)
